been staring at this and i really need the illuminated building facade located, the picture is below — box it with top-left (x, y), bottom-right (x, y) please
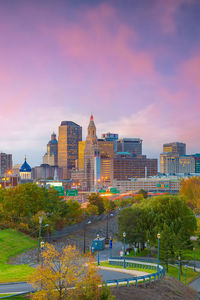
top-left (163, 142), bottom-right (186, 156)
top-left (78, 141), bottom-right (86, 170)
top-left (113, 152), bottom-right (157, 180)
top-left (98, 139), bottom-right (114, 185)
top-left (58, 121), bottom-right (82, 179)
top-left (43, 133), bottom-right (58, 166)
top-left (160, 153), bottom-right (195, 174)
top-left (0, 153), bottom-right (12, 176)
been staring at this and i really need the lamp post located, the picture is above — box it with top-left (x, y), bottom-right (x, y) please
top-left (193, 247), bottom-right (196, 272)
top-left (40, 241), bottom-right (45, 267)
top-left (184, 265), bottom-right (187, 287)
top-left (109, 236), bottom-right (112, 258)
top-left (157, 233), bottom-right (160, 273)
top-left (147, 240), bottom-right (150, 261)
top-left (97, 233), bottom-right (100, 266)
top-left (178, 256), bottom-right (181, 281)
top-left (123, 232), bottom-right (126, 268)
top-left (38, 215), bottom-right (43, 262)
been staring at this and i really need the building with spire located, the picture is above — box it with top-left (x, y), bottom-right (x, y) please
top-left (84, 115), bottom-right (101, 191)
top-left (43, 133), bottom-right (58, 166)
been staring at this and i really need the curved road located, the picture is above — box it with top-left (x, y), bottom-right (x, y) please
top-left (0, 269), bottom-right (135, 294)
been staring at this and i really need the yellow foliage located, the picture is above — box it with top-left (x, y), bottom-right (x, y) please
top-left (29, 243), bottom-right (102, 300)
top-left (180, 177), bottom-right (200, 210)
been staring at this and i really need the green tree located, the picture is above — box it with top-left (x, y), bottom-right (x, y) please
top-left (138, 189), bottom-right (148, 199)
top-left (87, 193), bottom-right (105, 215)
top-left (118, 205), bottom-right (147, 247)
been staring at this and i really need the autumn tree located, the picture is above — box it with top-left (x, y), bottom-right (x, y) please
top-left (180, 177), bottom-right (200, 211)
top-left (29, 243), bottom-right (103, 300)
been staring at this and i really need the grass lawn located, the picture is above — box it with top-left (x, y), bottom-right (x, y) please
top-left (129, 241), bottom-right (200, 261)
top-left (166, 265), bottom-right (200, 284)
top-left (0, 229), bottom-right (37, 283)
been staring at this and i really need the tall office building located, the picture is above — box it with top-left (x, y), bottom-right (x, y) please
top-left (117, 138), bottom-right (142, 156)
top-left (58, 121), bottom-right (82, 179)
top-left (113, 152), bottom-right (157, 180)
top-left (78, 141), bottom-right (86, 170)
top-left (98, 139), bottom-right (115, 185)
top-left (84, 115), bottom-right (100, 191)
top-left (43, 133), bottom-right (58, 166)
top-left (163, 142), bottom-right (186, 156)
top-left (0, 153), bottom-right (12, 176)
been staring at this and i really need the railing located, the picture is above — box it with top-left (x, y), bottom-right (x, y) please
top-left (105, 257), bottom-right (165, 287)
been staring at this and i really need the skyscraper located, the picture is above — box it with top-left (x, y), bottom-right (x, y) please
top-left (84, 115), bottom-right (100, 191)
top-left (0, 153), bottom-right (12, 176)
top-left (117, 138), bottom-right (142, 156)
top-left (43, 133), bottom-right (58, 166)
top-left (163, 142), bottom-right (186, 156)
top-left (58, 121), bottom-right (82, 179)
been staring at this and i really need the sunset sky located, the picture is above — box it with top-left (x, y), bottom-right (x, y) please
top-left (0, 0), bottom-right (200, 166)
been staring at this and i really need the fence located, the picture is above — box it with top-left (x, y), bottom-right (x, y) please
top-left (105, 257), bottom-right (165, 287)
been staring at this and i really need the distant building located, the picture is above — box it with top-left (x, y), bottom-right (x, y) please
top-left (117, 138), bottom-right (142, 156)
top-left (101, 133), bottom-right (118, 152)
top-left (160, 153), bottom-right (195, 174)
top-left (192, 154), bottom-right (200, 173)
top-left (0, 153), bottom-right (12, 176)
top-left (84, 115), bottom-right (101, 191)
top-left (113, 152), bottom-right (157, 180)
top-left (32, 164), bottom-right (63, 180)
top-left (19, 157), bottom-right (32, 181)
top-left (43, 133), bottom-right (58, 166)
top-left (113, 173), bottom-right (200, 193)
top-left (58, 121), bottom-right (82, 179)
top-left (12, 164), bottom-right (21, 176)
top-left (163, 142), bottom-right (186, 156)
top-left (78, 141), bottom-right (86, 170)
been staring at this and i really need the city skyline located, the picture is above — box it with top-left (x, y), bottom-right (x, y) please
top-left (0, 0), bottom-right (200, 165)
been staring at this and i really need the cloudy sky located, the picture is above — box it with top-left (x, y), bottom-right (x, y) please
top-left (0, 0), bottom-right (200, 166)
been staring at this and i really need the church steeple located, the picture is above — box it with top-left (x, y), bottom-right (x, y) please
top-left (86, 114), bottom-right (97, 144)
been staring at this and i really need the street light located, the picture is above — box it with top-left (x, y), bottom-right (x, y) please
top-left (184, 265), bottom-right (187, 287)
top-left (109, 236), bottom-right (112, 258)
top-left (157, 233), bottom-right (160, 273)
top-left (178, 256), bottom-right (181, 281)
top-left (193, 247), bottom-right (196, 272)
top-left (97, 233), bottom-right (100, 266)
top-left (123, 232), bottom-right (126, 268)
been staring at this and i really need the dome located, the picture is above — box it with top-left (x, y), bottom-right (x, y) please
top-left (20, 158), bottom-right (32, 172)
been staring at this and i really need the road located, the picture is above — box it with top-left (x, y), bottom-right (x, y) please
top-left (0, 269), bottom-right (135, 294)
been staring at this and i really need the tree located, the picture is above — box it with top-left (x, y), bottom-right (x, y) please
top-left (118, 195), bottom-right (197, 261)
top-left (180, 177), bottom-right (200, 211)
top-left (118, 205), bottom-right (147, 247)
top-left (87, 193), bottom-right (105, 215)
top-left (138, 189), bottom-right (148, 199)
top-left (29, 243), bottom-right (102, 300)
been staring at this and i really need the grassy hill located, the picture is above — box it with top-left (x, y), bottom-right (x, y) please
top-left (0, 229), bottom-right (37, 282)
top-left (111, 276), bottom-right (198, 300)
